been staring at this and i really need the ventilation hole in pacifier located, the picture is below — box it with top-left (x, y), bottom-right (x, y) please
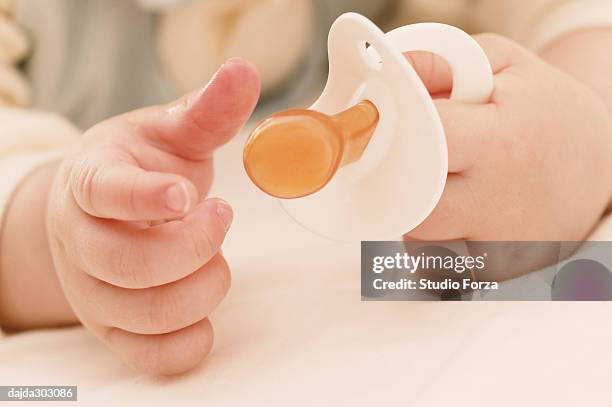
top-left (360, 41), bottom-right (382, 72)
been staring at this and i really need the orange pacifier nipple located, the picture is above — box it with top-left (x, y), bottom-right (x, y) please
top-left (243, 100), bottom-right (380, 199)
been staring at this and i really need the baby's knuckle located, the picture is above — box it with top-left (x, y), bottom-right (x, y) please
top-left (70, 160), bottom-right (100, 210)
top-left (125, 174), bottom-right (140, 216)
top-left (212, 256), bottom-right (232, 296)
top-left (183, 222), bottom-right (215, 265)
top-left (480, 32), bottom-right (527, 56)
top-left (476, 32), bottom-right (509, 46)
top-left (146, 288), bottom-right (182, 333)
top-left (112, 241), bottom-right (150, 288)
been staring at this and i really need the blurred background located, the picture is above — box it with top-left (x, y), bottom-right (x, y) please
top-left (9, 0), bottom-right (388, 129)
top-left (11, 0), bottom-right (494, 129)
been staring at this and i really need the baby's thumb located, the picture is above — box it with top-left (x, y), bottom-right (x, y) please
top-left (136, 58), bottom-right (261, 161)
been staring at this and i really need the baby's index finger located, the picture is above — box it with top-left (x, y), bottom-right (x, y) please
top-left (70, 160), bottom-right (199, 221)
top-left (136, 58), bottom-right (261, 161)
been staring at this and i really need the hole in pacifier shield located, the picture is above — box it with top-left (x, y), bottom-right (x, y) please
top-left (361, 41), bottom-right (382, 72)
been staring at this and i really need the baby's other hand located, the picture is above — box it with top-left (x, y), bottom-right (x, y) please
top-left (47, 58), bottom-right (260, 375)
top-left (404, 34), bottom-right (612, 242)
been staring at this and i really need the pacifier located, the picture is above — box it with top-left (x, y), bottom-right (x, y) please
top-left (243, 13), bottom-right (493, 240)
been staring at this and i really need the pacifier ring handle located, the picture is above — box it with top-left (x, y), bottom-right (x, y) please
top-left (369, 22), bottom-right (494, 104)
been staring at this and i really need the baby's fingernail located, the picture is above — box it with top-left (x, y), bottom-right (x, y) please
top-left (165, 183), bottom-right (190, 213)
top-left (213, 199), bottom-right (233, 230)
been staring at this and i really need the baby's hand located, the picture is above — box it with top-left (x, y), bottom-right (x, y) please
top-left (405, 34), bottom-right (612, 242)
top-left (47, 59), bottom-right (260, 375)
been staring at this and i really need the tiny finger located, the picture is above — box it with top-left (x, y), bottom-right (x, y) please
top-left (73, 198), bottom-right (233, 288)
top-left (76, 254), bottom-right (230, 335)
top-left (103, 318), bottom-right (214, 375)
top-left (70, 161), bottom-right (199, 221)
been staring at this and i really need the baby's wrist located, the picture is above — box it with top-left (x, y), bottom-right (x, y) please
top-left (0, 160), bottom-right (77, 330)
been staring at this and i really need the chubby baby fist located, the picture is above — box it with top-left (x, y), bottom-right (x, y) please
top-left (404, 34), bottom-right (612, 242)
top-left (46, 59), bottom-right (260, 375)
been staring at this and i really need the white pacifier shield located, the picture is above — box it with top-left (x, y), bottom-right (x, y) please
top-left (281, 13), bottom-right (493, 241)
